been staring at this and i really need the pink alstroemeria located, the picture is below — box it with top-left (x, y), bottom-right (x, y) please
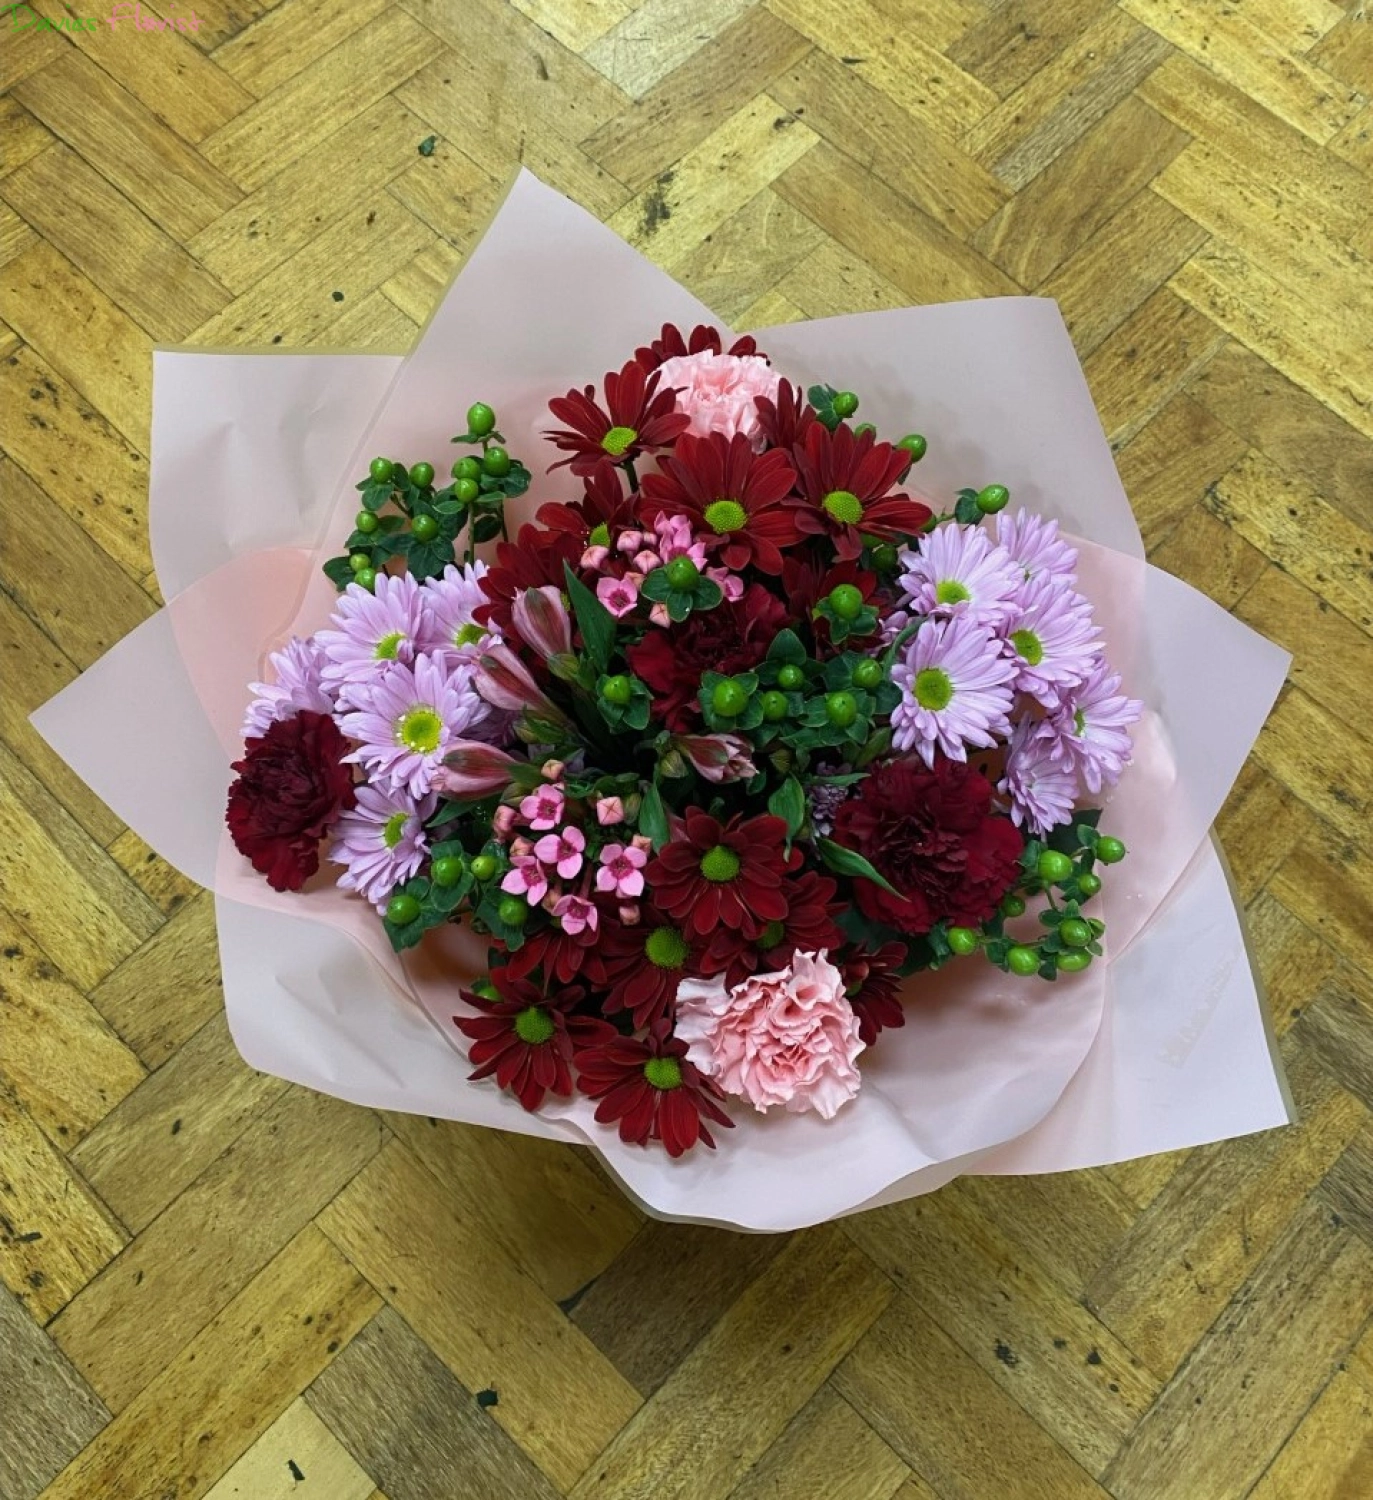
top-left (502, 854), bottom-right (548, 905)
top-left (473, 644), bottom-right (572, 729)
top-left (432, 738), bottom-right (523, 798)
top-left (553, 893), bottom-right (598, 936)
top-left (597, 575), bottom-right (639, 618)
top-left (674, 733), bottom-right (759, 784)
top-left (520, 784), bottom-right (566, 830)
top-left (534, 826), bottom-right (586, 879)
top-left (595, 795), bottom-right (626, 826)
top-left (596, 842), bottom-right (648, 898)
top-left (511, 586), bottom-right (573, 663)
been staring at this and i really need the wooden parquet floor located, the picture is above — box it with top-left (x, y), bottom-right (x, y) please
top-left (2, 1), bottom-right (1373, 1496)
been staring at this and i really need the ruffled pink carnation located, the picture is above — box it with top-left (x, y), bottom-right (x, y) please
top-left (674, 951), bottom-right (865, 1119)
top-left (655, 352), bottom-right (781, 448)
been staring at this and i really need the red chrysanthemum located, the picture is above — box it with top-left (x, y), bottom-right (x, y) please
top-left (753, 378), bottom-right (818, 452)
top-left (454, 971), bottom-right (612, 1112)
top-left (626, 581), bottom-right (791, 732)
top-left (500, 911), bottom-right (609, 988)
top-left (829, 756), bottom-right (1024, 935)
top-left (634, 322), bottom-right (760, 372)
top-left (647, 810), bottom-right (791, 939)
top-left (841, 941), bottom-right (908, 1046)
top-left (226, 711), bottom-right (355, 892)
top-left (574, 1020), bottom-right (733, 1157)
top-left (599, 908), bottom-right (704, 1029)
top-left (476, 522), bottom-right (584, 636)
top-left (535, 463), bottom-right (638, 545)
top-left (545, 358), bottom-right (689, 477)
top-left (699, 868), bottom-right (845, 987)
top-left (638, 431), bottom-right (799, 574)
top-left (790, 422), bottom-right (933, 559)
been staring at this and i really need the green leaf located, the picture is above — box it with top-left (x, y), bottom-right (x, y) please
top-left (766, 628), bottom-right (807, 665)
top-left (817, 837), bottom-right (902, 896)
top-left (472, 514), bottom-right (503, 543)
top-left (407, 537), bottom-right (456, 580)
top-left (953, 492), bottom-right (982, 525)
top-left (807, 383), bottom-right (841, 431)
top-left (638, 782), bottom-right (670, 850)
top-left (322, 555), bottom-right (355, 591)
top-left (767, 776), bottom-right (807, 839)
top-left (563, 561), bottom-right (615, 672)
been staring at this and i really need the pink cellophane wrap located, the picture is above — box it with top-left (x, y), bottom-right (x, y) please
top-left (32, 171), bottom-right (1292, 1231)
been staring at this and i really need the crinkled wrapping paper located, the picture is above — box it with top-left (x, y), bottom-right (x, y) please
top-left (33, 171), bottom-right (1293, 1231)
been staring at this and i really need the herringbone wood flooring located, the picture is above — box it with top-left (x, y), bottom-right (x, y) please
top-left (2, 2), bottom-right (1373, 1496)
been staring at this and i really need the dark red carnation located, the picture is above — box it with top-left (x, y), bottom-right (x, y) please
top-left (634, 323), bottom-right (760, 372)
top-left (626, 582), bottom-right (791, 732)
top-left (829, 756), bottom-right (1024, 935)
top-left (646, 810), bottom-right (791, 939)
top-left (226, 711), bottom-right (355, 892)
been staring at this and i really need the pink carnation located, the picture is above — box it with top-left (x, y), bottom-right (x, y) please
top-left (655, 351), bottom-right (781, 448)
top-left (674, 951), bottom-right (865, 1119)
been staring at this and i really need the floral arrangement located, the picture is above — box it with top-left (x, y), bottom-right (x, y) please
top-left (226, 324), bottom-right (1141, 1158)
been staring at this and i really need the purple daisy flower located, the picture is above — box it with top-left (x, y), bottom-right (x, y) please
top-left (1001, 575), bottom-right (1102, 710)
top-left (420, 562), bottom-right (496, 664)
top-left (1000, 718), bottom-right (1079, 836)
top-left (1045, 659), bottom-right (1143, 794)
top-left (331, 783), bottom-right (437, 910)
top-left (242, 636), bottom-right (334, 739)
top-left (317, 573), bottom-right (429, 704)
top-left (891, 614), bottom-right (1016, 766)
top-left (336, 653), bottom-right (488, 798)
top-left (898, 522), bottom-right (1021, 629)
top-left (995, 510), bottom-right (1078, 584)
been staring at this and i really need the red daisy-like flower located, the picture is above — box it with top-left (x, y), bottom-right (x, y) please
top-left (599, 907), bottom-right (704, 1029)
top-left (638, 431), bottom-right (799, 574)
top-left (647, 810), bottom-right (791, 939)
top-left (454, 971), bottom-right (613, 1113)
top-left (574, 1020), bottom-right (733, 1157)
top-left (790, 422), bottom-right (933, 560)
top-left (700, 868), bottom-right (845, 987)
top-left (476, 522), bottom-right (584, 636)
top-left (535, 463), bottom-right (638, 546)
top-left (753, 378), bottom-right (818, 452)
top-left (501, 911), bottom-right (609, 988)
top-left (634, 322), bottom-right (760, 372)
top-left (841, 941), bottom-right (908, 1046)
top-left (545, 359), bottom-right (689, 477)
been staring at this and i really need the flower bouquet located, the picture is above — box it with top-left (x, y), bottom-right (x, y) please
top-left (35, 172), bottom-right (1293, 1229)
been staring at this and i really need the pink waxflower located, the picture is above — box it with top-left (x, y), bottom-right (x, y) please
top-left (510, 586), bottom-right (573, 663)
top-left (501, 854), bottom-right (548, 905)
top-left (617, 530), bottom-right (646, 555)
top-left (656, 351), bottom-right (782, 447)
top-left (597, 576), bottom-right (639, 618)
top-left (520, 784), bottom-right (566, 830)
top-left (553, 893), bottom-right (598, 935)
top-left (631, 549), bottom-right (661, 575)
top-left (674, 951), bottom-right (865, 1119)
top-left (649, 602), bottom-right (672, 628)
top-left (595, 795), bottom-right (626, 825)
top-left (433, 738), bottom-right (524, 798)
top-left (596, 842), bottom-right (648, 898)
top-left (651, 512), bottom-right (708, 568)
top-left (580, 545), bottom-right (611, 570)
top-left (534, 827), bottom-right (586, 879)
top-left (674, 733), bottom-right (758, 784)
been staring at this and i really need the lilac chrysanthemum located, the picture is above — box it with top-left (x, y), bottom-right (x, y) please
top-left (420, 562), bottom-right (496, 664)
top-left (891, 614), bottom-right (1016, 766)
top-left (331, 783), bottom-right (437, 910)
top-left (336, 652), bottom-right (487, 798)
top-left (995, 510), bottom-right (1078, 584)
top-left (1001, 574), bottom-right (1102, 710)
top-left (316, 574), bottom-right (430, 705)
top-left (1044, 659), bottom-right (1143, 794)
top-left (898, 523), bottom-right (1022, 630)
top-left (1000, 718), bottom-right (1080, 836)
top-left (242, 636), bottom-right (335, 738)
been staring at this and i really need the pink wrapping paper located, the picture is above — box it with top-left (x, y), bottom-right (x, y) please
top-left (32, 171), bottom-right (1293, 1231)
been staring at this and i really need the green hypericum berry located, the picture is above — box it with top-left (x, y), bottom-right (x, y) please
top-left (497, 895), bottom-right (528, 928)
top-left (976, 483), bottom-right (1010, 515)
top-left (467, 402), bottom-right (496, 436)
top-left (354, 567), bottom-right (377, 591)
top-left (602, 675), bottom-right (633, 706)
top-left (665, 556), bottom-right (699, 590)
top-left (470, 853), bottom-right (498, 882)
top-left (852, 658), bottom-right (883, 690)
top-left (1001, 893), bottom-right (1026, 918)
top-left (431, 855), bottom-right (464, 888)
top-left (760, 690), bottom-right (788, 721)
top-left (1059, 918), bottom-right (1092, 948)
top-left (896, 434), bottom-right (927, 462)
top-left (777, 664), bottom-right (804, 691)
top-left (386, 893), bottom-right (420, 925)
top-left (1007, 945), bottom-right (1040, 976)
top-left (825, 691), bottom-right (858, 728)
top-left (947, 926), bottom-right (979, 955)
top-left (369, 457), bottom-right (393, 483)
top-left (410, 461), bottom-right (435, 488)
top-left (854, 422), bottom-right (876, 438)
top-left (453, 456), bottom-right (482, 481)
top-left (1096, 836), bottom-right (1127, 864)
top-left (411, 514), bottom-right (439, 542)
top-left (1057, 950), bottom-right (1091, 973)
top-left (712, 678), bottom-right (749, 717)
top-left (1077, 872), bottom-right (1102, 897)
top-left (482, 446), bottom-right (512, 477)
top-left (356, 510), bottom-right (379, 534)
top-left (349, 552), bottom-right (371, 573)
top-left (1037, 849), bottom-right (1074, 884)
top-left (870, 542), bottom-right (899, 571)
top-left (828, 583), bottom-right (864, 620)
top-left (832, 390), bottom-right (859, 418)
top-left (455, 478), bottom-right (479, 504)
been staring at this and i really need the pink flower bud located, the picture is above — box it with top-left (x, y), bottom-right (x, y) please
top-left (511, 585), bottom-right (572, 663)
top-left (433, 739), bottom-right (523, 798)
top-left (617, 530), bottom-right (645, 555)
top-left (580, 545), bottom-right (611, 570)
top-left (618, 902), bottom-right (642, 926)
top-left (648, 602), bottom-right (671, 628)
top-left (632, 549), bottom-right (661, 574)
top-left (631, 833), bottom-right (653, 853)
top-left (492, 804), bottom-right (518, 838)
top-left (595, 795), bottom-right (626, 825)
top-left (510, 836), bottom-right (533, 859)
top-left (474, 644), bottom-right (572, 729)
top-left (540, 759), bottom-right (566, 781)
top-left (675, 733), bottom-right (759, 784)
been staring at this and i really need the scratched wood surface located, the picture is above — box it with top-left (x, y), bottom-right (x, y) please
top-left (2, 2), bottom-right (1372, 1497)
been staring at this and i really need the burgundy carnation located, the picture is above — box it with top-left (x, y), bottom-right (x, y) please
top-left (829, 757), bottom-right (1024, 935)
top-left (226, 710), bottom-right (355, 892)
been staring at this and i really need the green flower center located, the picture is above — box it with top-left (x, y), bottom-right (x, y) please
top-left (602, 425), bottom-right (638, 457)
top-left (645, 927), bottom-right (689, 968)
top-left (588, 522), bottom-right (611, 548)
top-left (704, 498), bottom-right (747, 533)
top-left (454, 622), bottom-right (487, 648)
top-left (374, 630), bottom-right (405, 660)
top-left (913, 667), bottom-right (954, 711)
top-left (1011, 628), bottom-right (1043, 666)
top-left (397, 706), bottom-right (443, 754)
top-left (700, 845), bottom-right (741, 883)
top-left (644, 1056), bottom-right (682, 1090)
top-left (382, 811), bottom-right (409, 849)
top-left (934, 579), bottom-right (971, 606)
top-left (514, 1006), bottom-right (556, 1045)
top-left (1073, 707), bottom-right (1087, 736)
top-left (822, 489), bottom-right (863, 526)
top-left (759, 920), bottom-right (786, 949)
